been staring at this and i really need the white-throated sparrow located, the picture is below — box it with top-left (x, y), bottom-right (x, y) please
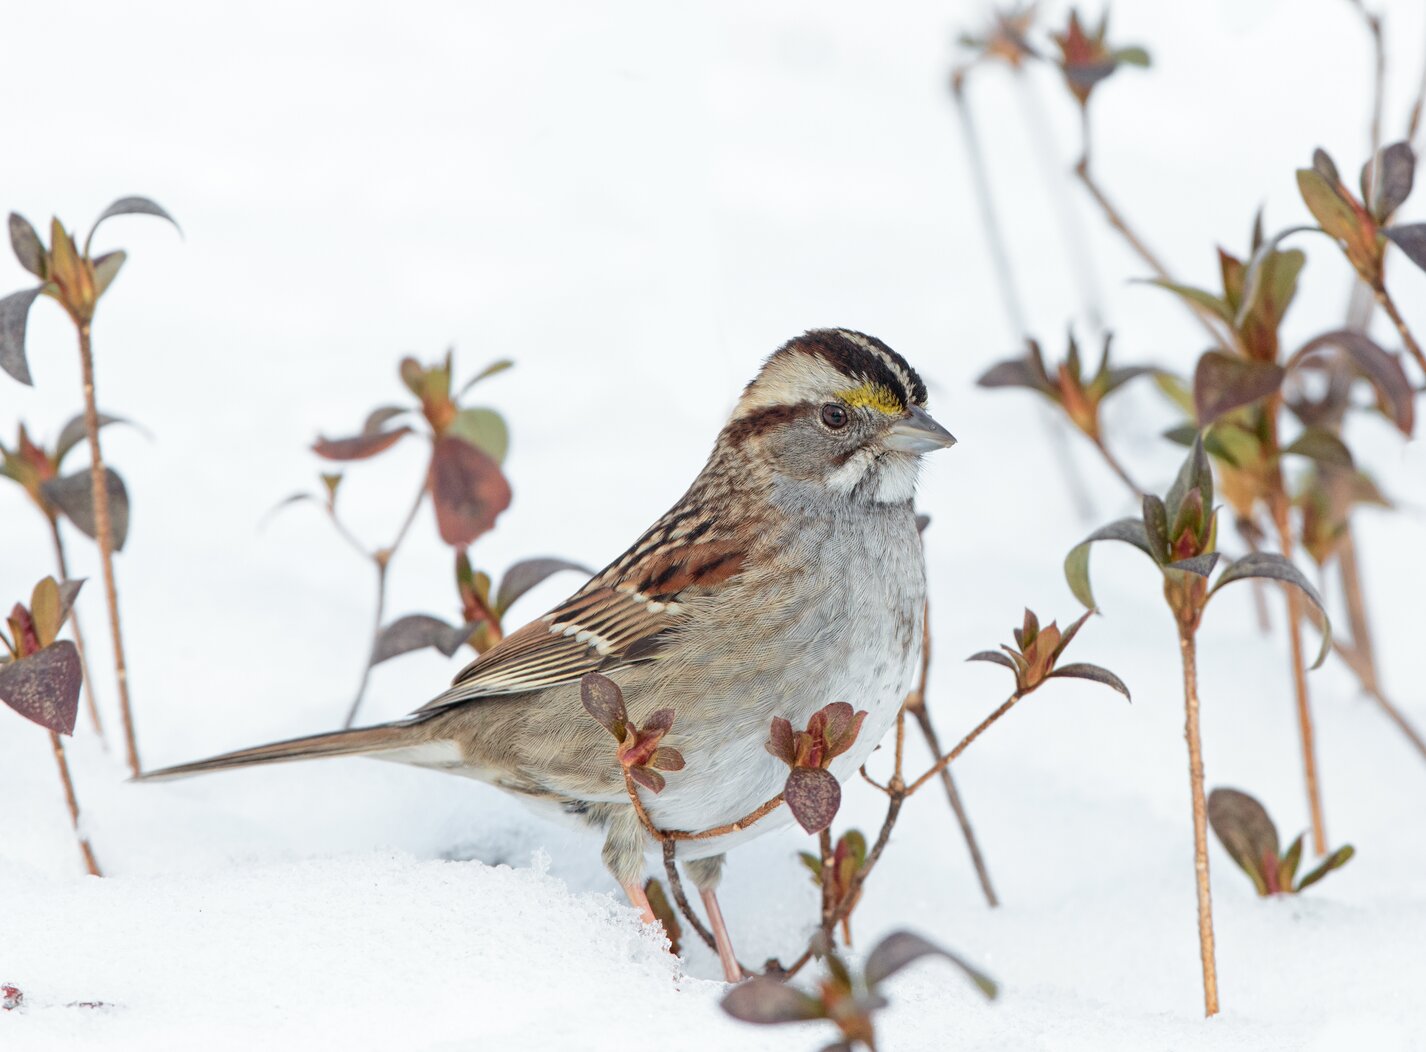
top-left (144, 329), bottom-right (956, 981)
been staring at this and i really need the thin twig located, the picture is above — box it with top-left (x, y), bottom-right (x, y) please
top-left (1089, 433), bottom-right (1144, 497)
top-left (1177, 626), bottom-right (1219, 1017)
top-left (954, 73), bottom-right (1096, 521)
top-left (342, 477), bottom-right (428, 729)
top-left (906, 692), bottom-right (1022, 796)
top-left (49, 732), bottom-right (101, 876)
top-left (1073, 156), bottom-right (1232, 353)
top-left (46, 516), bottom-right (103, 740)
top-left (1371, 283), bottom-right (1426, 375)
top-left (904, 600), bottom-right (998, 907)
top-left (660, 841), bottom-right (719, 954)
top-left (1016, 73), bottom-right (1106, 334)
top-left (909, 706), bottom-right (998, 908)
top-left (952, 78), bottom-right (1030, 337)
top-left (1271, 495), bottom-right (1328, 856)
top-left (77, 322), bottom-right (139, 777)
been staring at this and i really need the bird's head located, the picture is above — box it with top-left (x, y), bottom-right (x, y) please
top-left (720, 329), bottom-right (955, 506)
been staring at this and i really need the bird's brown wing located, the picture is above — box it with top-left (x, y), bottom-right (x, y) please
top-left (413, 539), bottom-right (746, 713)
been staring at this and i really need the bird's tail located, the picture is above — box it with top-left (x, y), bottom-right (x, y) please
top-left (136, 720), bottom-right (432, 782)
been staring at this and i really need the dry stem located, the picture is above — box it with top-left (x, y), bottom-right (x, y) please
top-left (342, 477), bottom-right (429, 728)
top-left (77, 322), bottom-right (139, 776)
top-left (904, 602), bottom-right (999, 906)
top-left (954, 75), bottom-right (1095, 520)
top-left (49, 732), bottom-right (101, 876)
top-left (46, 516), bottom-right (103, 739)
top-left (1371, 283), bottom-right (1426, 376)
top-left (1270, 493), bottom-right (1328, 855)
top-left (1178, 627), bottom-right (1219, 1017)
top-left (660, 841), bottom-right (720, 954)
top-left (1072, 152), bottom-right (1232, 353)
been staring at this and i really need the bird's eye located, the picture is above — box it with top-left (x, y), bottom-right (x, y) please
top-left (820, 403), bottom-right (849, 429)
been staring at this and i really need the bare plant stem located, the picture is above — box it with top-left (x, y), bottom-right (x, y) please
top-left (1177, 627), bottom-right (1219, 1018)
top-left (1089, 433), bottom-right (1144, 497)
top-left (906, 692), bottom-right (1022, 795)
top-left (49, 732), bottom-right (102, 876)
top-left (952, 81), bottom-right (1029, 338)
top-left (1411, 14), bottom-right (1426, 147)
top-left (904, 603), bottom-right (999, 907)
top-left (1371, 283), bottom-right (1426, 375)
top-left (1271, 497), bottom-right (1328, 856)
top-left (46, 517), bottom-right (104, 739)
top-left (342, 478), bottom-right (428, 729)
top-left (1016, 75), bottom-right (1106, 334)
top-left (660, 841), bottom-right (720, 955)
top-left (954, 76), bottom-right (1096, 521)
top-left (908, 706), bottom-right (998, 908)
top-left (77, 322), bottom-right (139, 777)
top-left (1072, 153), bottom-right (1231, 353)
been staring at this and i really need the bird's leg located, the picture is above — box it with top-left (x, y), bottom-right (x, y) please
top-left (686, 854), bottom-right (743, 983)
top-left (605, 808), bottom-right (656, 924)
top-left (699, 889), bottom-right (742, 982)
top-left (623, 881), bottom-right (657, 924)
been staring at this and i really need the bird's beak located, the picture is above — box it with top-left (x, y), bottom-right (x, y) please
top-left (884, 405), bottom-right (957, 453)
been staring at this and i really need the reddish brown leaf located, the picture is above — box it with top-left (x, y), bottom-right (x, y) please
top-left (784, 766), bottom-right (841, 834)
top-left (0, 640), bottom-right (82, 734)
top-left (1193, 352), bottom-right (1284, 424)
top-left (428, 435), bottom-right (511, 547)
top-left (42, 468), bottom-right (130, 551)
top-left (311, 427), bottom-right (411, 461)
top-left (580, 672), bottom-right (627, 740)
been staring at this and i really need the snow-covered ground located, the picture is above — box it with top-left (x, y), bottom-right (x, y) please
top-left (4, 1), bottom-right (1426, 1048)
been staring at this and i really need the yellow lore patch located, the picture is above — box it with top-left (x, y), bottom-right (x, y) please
top-left (836, 383), bottom-right (904, 414)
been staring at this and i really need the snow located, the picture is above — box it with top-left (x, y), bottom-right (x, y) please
top-left (4, 0), bottom-right (1426, 1049)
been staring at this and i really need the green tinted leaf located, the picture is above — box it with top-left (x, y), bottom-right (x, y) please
top-left (91, 250), bottom-right (127, 299)
top-left (1283, 428), bottom-right (1354, 469)
top-left (447, 407), bottom-right (509, 463)
top-left (29, 577), bottom-right (62, 647)
top-left (1153, 372), bottom-right (1196, 416)
top-left (1295, 844), bottom-right (1354, 892)
top-left (1064, 519), bottom-right (1154, 610)
top-left (1207, 788), bottom-right (1279, 895)
top-left (1141, 279), bottom-right (1232, 323)
top-left (1297, 169), bottom-right (1362, 244)
top-left (1209, 553), bottom-right (1331, 667)
top-left (1279, 832), bottom-right (1304, 890)
top-left (458, 358), bottom-right (515, 397)
top-left (1142, 495), bottom-right (1169, 561)
top-left (1166, 437), bottom-right (1214, 521)
top-left (864, 930), bottom-right (998, 998)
